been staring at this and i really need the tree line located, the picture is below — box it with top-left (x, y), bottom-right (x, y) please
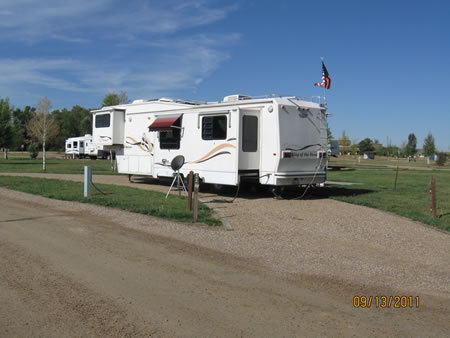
top-left (0, 92), bottom-right (128, 156)
top-left (331, 130), bottom-right (441, 158)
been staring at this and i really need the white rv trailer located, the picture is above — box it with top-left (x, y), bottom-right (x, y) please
top-left (65, 134), bottom-right (98, 159)
top-left (91, 95), bottom-right (329, 187)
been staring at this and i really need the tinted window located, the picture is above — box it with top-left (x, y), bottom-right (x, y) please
top-left (80, 141), bottom-right (84, 147)
top-left (242, 115), bottom-right (258, 152)
top-left (67, 144), bottom-right (71, 148)
top-left (95, 114), bottom-right (110, 128)
top-left (73, 141), bottom-right (78, 148)
top-left (160, 116), bottom-right (182, 150)
top-left (202, 115), bottom-right (227, 140)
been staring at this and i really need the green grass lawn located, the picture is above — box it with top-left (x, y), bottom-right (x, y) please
top-left (324, 160), bottom-right (450, 231)
top-left (0, 176), bottom-right (220, 226)
top-left (0, 157), bottom-right (117, 175)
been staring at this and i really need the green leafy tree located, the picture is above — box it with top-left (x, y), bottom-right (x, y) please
top-left (28, 142), bottom-right (39, 159)
top-left (423, 133), bottom-right (436, 157)
top-left (26, 97), bottom-right (60, 170)
top-left (358, 138), bottom-right (375, 154)
top-left (327, 127), bottom-right (333, 140)
top-left (373, 139), bottom-right (382, 152)
top-left (376, 146), bottom-right (387, 156)
top-left (52, 105), bottom-right (91, 150)
top-left (102, 91), bottom-right (129, 107)
top-left (11, 105), bottom-right (35, 150)
top-left (385, 145), bottom-right (400, 157)
top-left (405, 133), bottom-right (417, 157)
top-left (0, 98), bottom-right (13, 159)
top-left (436, 152), bottom-right (447, 166)
top-left (338, 130), bottom-right (351, 154)
top-left (350, 143), bottom-right (359, 155)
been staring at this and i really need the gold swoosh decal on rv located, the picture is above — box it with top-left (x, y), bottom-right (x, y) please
top-left (126, 136), bottom-right (152, 153)
top-left (143, 135), bottom-right (153, 152)
top-left (192, 143), bottom-right (236, 163)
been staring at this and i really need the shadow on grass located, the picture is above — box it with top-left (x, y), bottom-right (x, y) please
top-left (0, 161), bottom-right (41, 166)
top-left (204, 184), bottom-right (374, 202)
top-left (327, 166), bottom-right (355, 171)
top-left (305, 186), bottom-right (374, 199)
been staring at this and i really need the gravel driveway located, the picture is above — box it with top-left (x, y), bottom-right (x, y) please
top-left (1, 172), bottom-right (449, 300)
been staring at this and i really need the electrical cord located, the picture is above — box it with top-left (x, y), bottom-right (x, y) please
top-left (291, 152), bottom-right (326, 200)
top-left (230, 181), bottom-right (241, 203)
top-left (90, 179), bottom-right (108, 195)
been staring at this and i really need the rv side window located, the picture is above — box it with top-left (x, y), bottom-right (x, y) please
top-left (202, 115), bottom-right (227, 140)
top-left (80, 141), bottom-right (84, 147)
top-left (160, 117), bottom-right (182, 150)
top-left (242, 116), bottom-right (258, 152)
top-left (67, 144), bottom-right (71, 149)
top-left (95, 114), bottom-right (111, 128)
top-left (73, 141), bottom-right (78, 148)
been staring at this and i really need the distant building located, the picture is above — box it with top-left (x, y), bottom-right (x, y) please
top-left (363, 152), bottom-right (375, 160)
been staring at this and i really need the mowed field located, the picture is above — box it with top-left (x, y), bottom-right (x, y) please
top-left (0, 152), bottom-right (118, 175)
top-left (326, 155), bottom-right (450, 231)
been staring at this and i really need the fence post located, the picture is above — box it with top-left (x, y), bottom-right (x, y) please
top-left (193, 173), bottom-right (199, 222)
top-left (430, 175), bottom-right (437, 218)
top-left (84, 166), bottom-right (92, 197)
top-left (187, 171), bottom-right (193, 211)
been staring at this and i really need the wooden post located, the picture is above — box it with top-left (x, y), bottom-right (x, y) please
top-left (187, 171), bottom-right (193, 211)
top-left (430, 175), bottom-right (437, 218)
top-left (394, 159), bottom-right (400, 191)
top-left (193, 173), bottom-right (199, 222)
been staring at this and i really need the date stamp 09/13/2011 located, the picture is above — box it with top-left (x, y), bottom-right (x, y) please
top-left (353, 296), bottom-right (420, 309)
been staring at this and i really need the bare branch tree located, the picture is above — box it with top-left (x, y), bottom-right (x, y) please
top-left (26, 96), bottom-right (59, 170)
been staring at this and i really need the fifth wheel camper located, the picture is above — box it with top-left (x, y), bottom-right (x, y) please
top-left (91, 94), bottom-right (329, 188)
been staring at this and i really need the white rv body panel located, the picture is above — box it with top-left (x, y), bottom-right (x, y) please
top-left (91, 96), bottom-right (328, 186)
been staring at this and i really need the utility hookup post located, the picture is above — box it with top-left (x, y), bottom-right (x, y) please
top-left (84, 166), bottom-right (92, 198)
top-left (193, 173), bottom-right (200, 223)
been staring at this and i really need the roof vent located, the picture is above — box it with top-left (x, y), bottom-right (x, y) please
top-left (223, 94), bottom-right (252, 102)
top-left (158, 98), bottom-right (174, 102)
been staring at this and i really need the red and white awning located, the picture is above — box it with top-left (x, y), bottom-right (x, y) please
top-left (148, 114), bottom-right (182, 132)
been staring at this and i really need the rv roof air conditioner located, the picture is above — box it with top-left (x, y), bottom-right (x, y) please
top-left (223, 94), bottom-right (252, 102)
top-left (132, 98), bottom-right (175, 104)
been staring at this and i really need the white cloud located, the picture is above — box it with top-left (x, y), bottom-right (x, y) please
top-left (0, 1), bottom-right (240, 106)
top-left (0, 33), bottom-right (240, 99)
top-left (0, 0), bottom-right (237, 43)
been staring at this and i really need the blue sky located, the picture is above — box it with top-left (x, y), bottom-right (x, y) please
top-left (1, 0), bottom-right (449, 150)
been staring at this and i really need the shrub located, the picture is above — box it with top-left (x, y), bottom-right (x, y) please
top-left (28, 143), bottom-right (39, 159)
top-left (436, 152), bottom-right (447, 166)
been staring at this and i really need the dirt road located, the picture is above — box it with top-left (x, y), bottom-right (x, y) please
top-left (0, 188), bottom-right (449, 336)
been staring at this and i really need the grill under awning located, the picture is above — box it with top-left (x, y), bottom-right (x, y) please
top-left (148, 114), bottom-right (182, 132)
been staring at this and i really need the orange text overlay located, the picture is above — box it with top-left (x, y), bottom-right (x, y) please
top-left (353, 296), bottom-right (419, 308)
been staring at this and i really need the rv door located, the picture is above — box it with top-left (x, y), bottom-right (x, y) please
top-left (239, 109), bottom-right (260, 171)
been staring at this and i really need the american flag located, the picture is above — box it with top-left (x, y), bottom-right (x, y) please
top-left (314, 61), bottom-right (331, 89)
